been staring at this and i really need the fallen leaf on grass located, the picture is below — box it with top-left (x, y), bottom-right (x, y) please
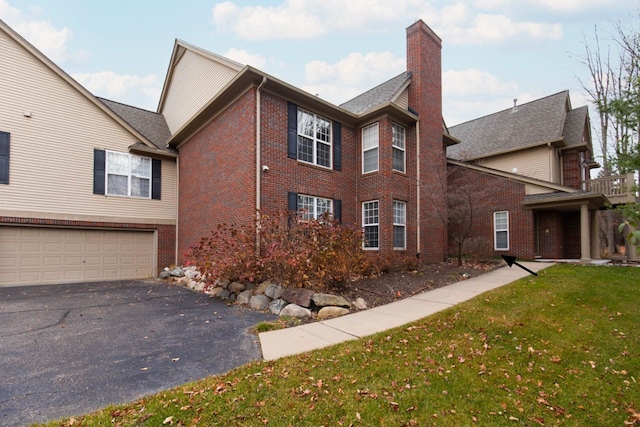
top-left (163, 416), bottom-right (173, 425)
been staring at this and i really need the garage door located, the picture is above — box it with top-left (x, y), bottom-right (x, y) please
top-left (0, 226), bottom-right (155, 286)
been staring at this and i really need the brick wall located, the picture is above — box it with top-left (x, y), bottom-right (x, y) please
top-left (562, 151), bottom-right (582, 189)
top-left (537, 211), bottom-right (563, 258)
top-left (0, 217), bottom-right (175, 275)
top-left (446, 165), bottom-right (535, 260)
top-left (177, 90), bottom-right (257, 262)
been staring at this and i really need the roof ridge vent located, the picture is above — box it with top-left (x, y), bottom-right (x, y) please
top-left (511, 98), bottom-right (518, 113)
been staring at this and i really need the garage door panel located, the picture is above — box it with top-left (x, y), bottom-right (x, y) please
top-left (0, 227), bottom-right (155, 286)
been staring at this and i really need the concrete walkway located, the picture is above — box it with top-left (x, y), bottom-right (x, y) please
top-left (259, 262), bottom-right (553, 361)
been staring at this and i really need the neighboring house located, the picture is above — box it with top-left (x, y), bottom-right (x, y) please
top-left (446, 91), bottom-right (634, 261)
top-left (0, 19), bottom-right (177, 286)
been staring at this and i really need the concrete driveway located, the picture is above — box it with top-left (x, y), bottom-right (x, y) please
top-left (0, 280), bottom-right (275, 426)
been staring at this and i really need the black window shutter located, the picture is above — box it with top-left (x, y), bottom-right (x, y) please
top-left (333, 199), bottom-right (342, 223)
top-left (288, 191), bottom-right (298, 212)
top-left (0, 132), bottom-right (9, 185)
top-left (287, 102), bottom-right (298, 159)
top-left (151, 159), bottom-right (161, 200)
top-left (93, 149), bottom-right (105, 195)
top-left (333, 122), bottom-right (341, 171)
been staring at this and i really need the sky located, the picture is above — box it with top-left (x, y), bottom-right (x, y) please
top-left (0, 0), bottom-right (638, 128)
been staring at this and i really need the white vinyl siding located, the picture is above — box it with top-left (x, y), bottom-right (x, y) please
top-left (393, 201), bottom-right (406, 249)
top-left (362, 123), bottom-right (379, 174)
top-left (161, 48), bottom-right (240, 134)
top-left (478, 146), bottom-right (552, 183)
top-left (0, 29), bottom-right (176, 223)
top-left (362, 200), bottom-right (379, 249)
top-left (494, 211), bottom-right (509, 251)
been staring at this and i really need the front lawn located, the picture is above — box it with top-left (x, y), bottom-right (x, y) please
top-left (42, 264), bottom-right (640, 426)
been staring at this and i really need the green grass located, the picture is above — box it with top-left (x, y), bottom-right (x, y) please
top-left (41, 265), bottom-right (640, 426)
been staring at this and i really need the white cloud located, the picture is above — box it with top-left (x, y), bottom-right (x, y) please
top-left (444, 92), bottom-right (539, 126)
top-left (0, 0), bottom-right (77, 62)
top-left (223, 48), bottom-right (266, 69)
top-left (302, 51), bottom-right (405, 104)
top-left (443, 69), bottom-right (518, 95)
top-left (72, 71), bottom-right (161, 110)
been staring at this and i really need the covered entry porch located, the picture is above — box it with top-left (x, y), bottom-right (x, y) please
top-left (524, 191), bottom-right (609, 262)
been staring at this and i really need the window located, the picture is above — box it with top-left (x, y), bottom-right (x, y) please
top-left (106, 151), bottom-right (151, 198)
top-left (363, 200), bottom-right (379, 249)
top-left (494, 211), bottom-right (509, 250)
top-left (393, 201), bottom-right (406, 249)
top-left (297, 109), bottom-right (332, 168)
top-left (298, 194), bottom-right (333, 220)
top-left (362, 123), bottom-right (379, 174)
top-left (0, 131), bottom-right (9, 185)
top-left (392, 123), bottom-right (406, 173)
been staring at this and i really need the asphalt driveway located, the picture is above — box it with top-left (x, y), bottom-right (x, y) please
top-left (0, 280), bottom-right (275, 426)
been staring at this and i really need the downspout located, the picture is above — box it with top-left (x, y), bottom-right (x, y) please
top-left (174, 156), bottom-right (180, 266)
top-left (416, 121), bottom-right (421, 258)
top-left (255, 76), bottom-right (267, 251)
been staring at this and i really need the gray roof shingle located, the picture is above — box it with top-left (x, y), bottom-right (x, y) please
top-left (98, 98), bottom-right (173, 152)
top-left (447, 90), bottom-right (571, 160)
top-left (340, 72), bottom-right (410, 114)
top-left (562, 105), bottom-right (588, 148)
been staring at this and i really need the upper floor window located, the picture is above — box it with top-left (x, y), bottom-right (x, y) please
top-left (298, 194), bottom-right (332, 220)
top-left (392, 123), bottom-right (406, 173)
top-left (494, 211), bottom-right (509, 251)
top-left (393, 200), bottom-right (406, 249)
top-left (362, 123), bottom-right (379, 174)
top-left (297, 109), bottom-right (332, 168)
top-left (106, 151), bottom-right (151, 198)
top-left (0, 131), bottom-right (9, 185)
top-left (363, 200), bottom-right (379, 249)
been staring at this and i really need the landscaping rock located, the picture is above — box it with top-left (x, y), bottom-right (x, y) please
top-left (169, 267), bottom-right (183, 277)
top-left (215, 279), bottom-right (230, 289)
top-left (159, 271), bottom-right (171, 279)
top-left (209, 288), bottom-right (230, 300)
top-left (255, 280), bottom-right (272, 295)
top-left (269, 298), bottom-right (288, 315)
top-left (265, 283), bottom-right (283, 300)
top-left (282, 288), bottom-right (314, 308)
top-left (236, 290), bottom-right (252, 305)
top-left (312, 293), bottom-right (351, 308)
top-left (250, 294), bottom-right (272, 311)
top-left (317, 306), bottom-right (350, 320)
top-left (280, 304), bottom-right (311, 319)
top-left (353, 297), bottom-right (368, 310)
top-left (228, 282), bottom-right (246, 294)
top-left (184, 270), bottom-right (200, 280)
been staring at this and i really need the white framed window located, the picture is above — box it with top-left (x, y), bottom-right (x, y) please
top-left (363, 200), bottom-right (379, 249)
top-left (298, 194), bottom-right (332, 220)
top-left (494, 211), bottom-right (509, 250)
top-left (392, 123), bottom-right (406, 173)
top-left (297, 109), bottom-right (332, 168)
top-left (393, 200), bottom-right (406, 249)
top-left (362, 123), bottom-right (379, 174)
top-left (106, 151), bottom-right (151, 198)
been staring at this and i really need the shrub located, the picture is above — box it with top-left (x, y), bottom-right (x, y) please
top-left (187, 211), bottom-right (375, 290)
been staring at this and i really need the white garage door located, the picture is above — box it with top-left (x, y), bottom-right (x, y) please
top-left (0, 226), bottom-right (155, 286)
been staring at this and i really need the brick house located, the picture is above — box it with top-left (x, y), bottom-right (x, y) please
top-left (446, 91), bottom-right (627, 261)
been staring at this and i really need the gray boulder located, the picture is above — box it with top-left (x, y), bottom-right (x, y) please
top-left (228, 281), bottom-right (246, 294)
top-left (269, 298), bottom-right (288, 315)
top-left (250, 294), bottom-right (272, 311)
top-left (312, 293), bottom-right (351, 308)
top-left (352, 297), bottom-right (368, 310)
top-left (282, 288), bottom-right (314, 308)
top-left (159, 271), bottom-right (171, 279)
top-left (255, 280), bottom-right (272, 295)
top-left (169, 267), bottom-right (183, 277)
top-left (209, 288), bottom-right (230, 300)
top-left (236, 290), bottom-right (252, 305)
top-left (265, 283), bottom-right (284, 300)
top-left (280, 304), bottom-right (311, 319)
top-left (317, 306), bottom-right (350, 320)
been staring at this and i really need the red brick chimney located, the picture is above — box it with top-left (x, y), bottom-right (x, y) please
top-left (406, 20), bottom-right (447, 262)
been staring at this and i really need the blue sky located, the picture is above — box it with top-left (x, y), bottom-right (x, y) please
top-left (0, 0), bottom-right (637, 127)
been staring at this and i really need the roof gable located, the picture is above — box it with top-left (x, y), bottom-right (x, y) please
top-left (447, 91), bottom-right (571, 160)
top-left (340, 72), bottom-right (411, 114)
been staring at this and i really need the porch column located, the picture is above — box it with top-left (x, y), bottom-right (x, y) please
top-left (591, 210), bottom-right (600, 260)
top-left (626, 224), bottom-right (638, 261)
top-left (580, 203), bottom-right (591, 263)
